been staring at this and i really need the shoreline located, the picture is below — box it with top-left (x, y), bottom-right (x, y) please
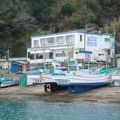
top-left (0, 85), bottom-right (120, 104)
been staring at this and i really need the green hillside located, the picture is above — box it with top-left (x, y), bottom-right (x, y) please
top-left (0, 0), bottom-right (120, 57)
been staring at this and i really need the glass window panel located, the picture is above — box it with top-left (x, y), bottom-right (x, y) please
top-left (34, 40), bottom-right (39, 47)
top-left (66, 35), bottom-right (74, 43)
top-left (40, 38), bottom-right (46, 46)
top-left (28, 54), bottom-right (34, 60)
top-left (36, 53), bottom-right (43, 59)
top-left (87, 37), bottom-right (97, 46)
top-left (46, 37), bottom-right (55, 45)
top-left (80, 35), bottom-right (82, 41)
top-left (105, 38), bottom-right (110, 42)
top-left (56, 36), bottom-right (64, 44)
top-left (56, 52), bottom-right (66, 57)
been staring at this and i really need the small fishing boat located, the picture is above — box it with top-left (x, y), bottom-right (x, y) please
top-left (57, 74), bottom-right (111, 93)
top-left (20, 67), bottom-right (67, 86)
top-left (98, 67), bottom-right (120, 87)
top-left (39, 74), bottom-right (111, 93)
top-left (0, 75), bottom-right (18, 88)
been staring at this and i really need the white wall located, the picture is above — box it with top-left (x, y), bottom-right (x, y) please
top-left (74, 33), bottom-right (85, 49)
top-left (101, 34), bottom-right (111, 49)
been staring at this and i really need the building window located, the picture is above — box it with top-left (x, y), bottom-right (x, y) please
top-left (28, 53), bottom-right (34, 60)
top-left (36, 53), bottom-right (43, 59)
top-left (28, 52), bottom-right (30, 58)
top-left (46, 37), bottom-right (55, 45)
top-left (49, 52), bottom-right (53, 59)
top-left (33, 40), bottom-right (39, 47)
top-left (56, 36), bottom-right (64, 44)
top-left (106, 49), bottom-right (110, 55)
top-left (105, 38), bottom-right (110, 42)
top-left (98, 53), bottom-right (104, 56)
top-left (80, 35), bottom-right (82, 41)
top-left (87, 37), bottom-right (97, 46)
top-left (56, 52), bottom-right (66, 57)
top-left (40, 38), bottom-right (46, 46)
top-left (66, 35), bottom-right (74, 43)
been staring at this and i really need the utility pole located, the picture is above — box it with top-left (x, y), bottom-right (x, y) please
top-left (88, 53), bottom-right (90, 72)
top-left (67, 45), bottom-right (70, 73)
top-left (110, 31), bottom-right (116, 67)
top-left (106, 53), bottom-right (108, 69)
top-left (43, 46), bottom-right (46, 73)
top-left (6, 49), bottom-right (9, 73)
top-left (113, 31), bottom-right (116, 67)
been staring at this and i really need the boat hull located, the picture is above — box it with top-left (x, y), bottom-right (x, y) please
top-left (37, 74), bottom-right (111, 93)
top-left (0, 79), bottom-right (18, 88)
top-left (58, 82), bottom-right (109, 93)
top-left (56, 74), bottom-right (110, 93)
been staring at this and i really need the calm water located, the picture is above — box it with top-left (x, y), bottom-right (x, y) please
top-left (0, 99), bottom-right (120, 120)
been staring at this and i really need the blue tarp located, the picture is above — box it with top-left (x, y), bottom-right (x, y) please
top-left (10, 61), bottom-right (24, 73)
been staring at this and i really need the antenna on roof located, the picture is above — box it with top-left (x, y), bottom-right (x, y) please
top-left (85, 24), bottom-right (88, 33)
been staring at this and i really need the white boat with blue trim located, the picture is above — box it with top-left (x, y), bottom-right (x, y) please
top-left (57, 74), bottom-right (111, 93)
top-left (39, 74), bottom-right (111, 93)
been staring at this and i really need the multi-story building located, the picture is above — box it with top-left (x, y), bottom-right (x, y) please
top-left (27, 29), bottom-right (115, 65)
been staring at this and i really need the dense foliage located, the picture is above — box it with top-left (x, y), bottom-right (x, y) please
top-left (0, 0), bottom-right (120, 57)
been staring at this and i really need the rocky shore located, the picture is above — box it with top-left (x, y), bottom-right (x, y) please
top-left (0, 85), bottom-right (120, 104)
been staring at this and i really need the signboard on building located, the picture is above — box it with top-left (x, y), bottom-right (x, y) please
top-left (79, 50), bottom-right (92, 62)
top-left (79, 50), bottom-right (92, 54)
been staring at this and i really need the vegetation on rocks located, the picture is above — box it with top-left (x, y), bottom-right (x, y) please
top-left (0, 0), bottom-right (120, 57)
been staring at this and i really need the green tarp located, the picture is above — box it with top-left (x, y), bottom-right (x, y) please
top-left (19, 74), bottom-right (27, 86)
top-left (98, 68), bottom-right (116, 75)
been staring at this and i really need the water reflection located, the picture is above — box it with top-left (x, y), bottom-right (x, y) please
top-left (0, 99), bottom-right (120, 120)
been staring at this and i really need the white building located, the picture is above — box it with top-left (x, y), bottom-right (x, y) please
top-left (27, 29), bottom-right (115, 65)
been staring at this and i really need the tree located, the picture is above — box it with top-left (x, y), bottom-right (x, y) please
top-left (61, 4), bottom-right (74, 16)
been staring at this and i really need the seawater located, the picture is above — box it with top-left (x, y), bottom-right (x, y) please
top-left (0, 99), bottom-right (120, 120)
